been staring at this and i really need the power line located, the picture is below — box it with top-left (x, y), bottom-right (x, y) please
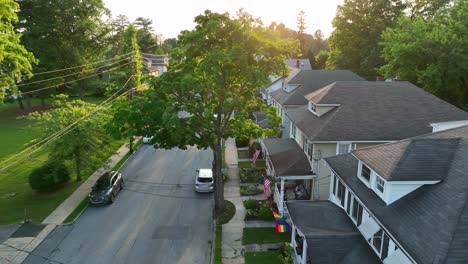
top-left (16, 56), bottom-right (131, 87)
top-left (0, 52), bottom-right (135, 81)
top-left (0, 76), bottom-right (134, 167)
top-left (0, 82), bottom-right (145, 173)
top-left (21, 61), bottom-right (131, 95)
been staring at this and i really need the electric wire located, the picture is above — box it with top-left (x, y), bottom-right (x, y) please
top-left (21, 61), bottom-right (131, 95)
top-left (16, 56), bottom-right (131, 87)
top-left (0, 76), bottom-right (134, 167)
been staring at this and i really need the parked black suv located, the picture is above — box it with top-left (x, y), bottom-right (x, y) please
top-left (88, 171), bottom-right (124, 205)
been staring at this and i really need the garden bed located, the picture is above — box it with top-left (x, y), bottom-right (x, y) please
top-left (244, 251), bottom-right (282, 264)
top-left (240, 167), bottom-right (266, 184)
top-left (242, 227), bottom-right (291, 245)
top-left (244, 199), bottom-right (274, 221)
top-left (238, 160), bottom-right (266, 169)
top-left (237, 149), bottom-right (250, 159)
top-left (240, 184), bottom-right (264, 196)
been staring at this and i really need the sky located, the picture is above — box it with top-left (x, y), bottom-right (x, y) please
top-left (103, 0), bottom-right (344, 39)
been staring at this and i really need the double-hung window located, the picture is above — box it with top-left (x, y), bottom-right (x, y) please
top-left (291, 125), bottom-right (297, 138)
top-left (361, 163), bottom-right (371, 182)
top-left (375, 176), bottom-right (385, 193)
top-left (337, 143), bottom-right (352, 154)
top-left (351, 198), bottom-right (363, 226)
top-left (369, 228), bottom-right (391, 260)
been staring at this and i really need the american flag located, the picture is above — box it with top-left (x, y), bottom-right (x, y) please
top-left (252, 150), bottom-right (261, 165)
top-left (263, 177), bottom-right (271, 194)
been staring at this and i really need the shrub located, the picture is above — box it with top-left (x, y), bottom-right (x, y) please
top-left (258, 204), bottom-right (274, 220)
top-left (29, 160), bottom-right (70, 191)
top-left (236, 137), bottom-right (250, 148)
top-left (218, 200), bottom-right (236, 225)
top-left (240, 184), bottom-right (263, 196)
top-left (246, 208), bottom-right (258, 219)
top-left (249, 141), bottom-right (262, 156)
top-left (244, 199), bottom-right (259, 210)
top-left (240, 168), bottom-right (265, 183)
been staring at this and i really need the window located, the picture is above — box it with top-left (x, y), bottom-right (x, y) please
top-left (291, 125), bottom-right (297, 138)
top-left (372, 229), bottom-right (383, 253)
top-left (332, 176), bottom-right (337, 196)
top-left (307, 142), bottom-right (313, 161)
top-left (346, 192), bottom-right (352, 214)
top-left (351, 198), bottom-right (363, 226)
top-left (361, 163), bottom-right (371, 182)
top-left (337, 180), bottom-right (346, 207)
top-left (376, 176), bottom-right (385, 193)
top-left (310, 102), bottom-right (317, 113)
top-left (369, 228), bottom-right (391, 260)
top-left (337, 143), bottom-right (352, 154)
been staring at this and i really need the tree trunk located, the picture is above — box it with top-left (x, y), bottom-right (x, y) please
top-left (212, 141), bottom-right (225, 217)
top-left (17, 96), bottom-right (24, 110)
top-left (129, 136), bottom-right (134, 154)
top-left (79, 84), bottom-right (85, 101)
top-left (75, 150), bottom-right (82, 181)
top-left (25, 94), bottom-right (32, 113)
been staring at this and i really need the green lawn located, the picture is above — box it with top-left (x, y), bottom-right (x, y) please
top-left (244, 252), bottom-right (282, 264)
top-left (238, 160), bottom-right (266, 169)
top-left (214, 225), bottom-right (222, 264)
top-left (63, 197), bottom-right (89, 224)
top-left (242, 227), bottom-right (291, 245)
top-left (0, 96), bottom-right (126, 224)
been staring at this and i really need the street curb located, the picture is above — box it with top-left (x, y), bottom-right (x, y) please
top-left (210, 219), bottom-right (216, 264)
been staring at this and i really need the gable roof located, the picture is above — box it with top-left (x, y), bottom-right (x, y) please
top-left (261, 138), bottom-right (311, 176)
top-left (271, 70), bottom-right (365, 105)
top-left (324, 125), bottom-right (468, 264)
top-left (287, 201), bottom-right (380, 264)
top-left (286, 81), bottom-right (468, 141)
top-left (354, 138), bottom-right (460, 181)
top-left (285, 59), bottom-right (312, 70)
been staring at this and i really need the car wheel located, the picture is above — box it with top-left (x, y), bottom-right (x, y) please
top-left (110, 194), bottom-right (115, 204)
top-left (120, 180), bottom-right (124, 190)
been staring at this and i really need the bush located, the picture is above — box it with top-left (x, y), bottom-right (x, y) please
top-left (244, 199), bottom-right (259, 210)
top-left (240, 168), bottom-right (265, 183)
top-left (240, 184), bottom-right (263, 196)
top-left (236, 137), bottom-right (250, 148)
top-left (249, 141), bottom-right (262, 156)
top-left (218, 200), bottom-right (236, 225)
top-left (258, 204), bottom-right (274, 220)
top-left (29, 160), bottom-right (70, 191)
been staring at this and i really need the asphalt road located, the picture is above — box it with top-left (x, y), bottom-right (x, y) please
top-left (24, 145), bottom-right (214, 264)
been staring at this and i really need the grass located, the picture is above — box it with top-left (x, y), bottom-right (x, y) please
top-left (218, 200), bottom-right (236, 225)
top-left (238, 160), bottom-right (266, 169)
top-left (0, 96), bottom-right (128, 224)
top-left (62, 197), bottom-right (89, 224)
top-left (240, 168), bottom-right (266, 184)
top-left (237, 150), bottom-right (250, 159)
top-left (214, 225), bottom-right (222, 264)
top-left (244, 252), bottom-right (282, 264)
top-left (242, 227), bottom-right (291, 245)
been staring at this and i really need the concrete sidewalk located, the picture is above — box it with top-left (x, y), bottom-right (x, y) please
top-left (42, 143), bottom-right (130, 225)
top-left (222, 138), bottom-right (245, 264)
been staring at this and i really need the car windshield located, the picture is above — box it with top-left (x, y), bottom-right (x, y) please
top-left (197, 177), bottom-right (212, 183)
top-left (94, 174), bottom-right (112, 190)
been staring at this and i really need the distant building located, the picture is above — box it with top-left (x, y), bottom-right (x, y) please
top-left (141, 53), bottom-right (168, 77)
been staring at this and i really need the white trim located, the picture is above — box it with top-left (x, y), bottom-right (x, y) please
top-left (326, 163), bottom-right (417, 264)
top-left (316, 103), bottom-right (341, 107)
top-left (278, 175), bottom-right (316, 180)
top-left (311, 140), bottom-right (397, 143)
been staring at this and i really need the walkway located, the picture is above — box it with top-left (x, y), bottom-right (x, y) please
top-left (222, 138), bottom-right (245, 264)
top-left (42, 143), bottom-right (130, 224)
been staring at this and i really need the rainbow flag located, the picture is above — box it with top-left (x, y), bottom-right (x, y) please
top-left (275, 220), bottom-right (291, 233)
top-left (271, 210), bottom-right (282, 220)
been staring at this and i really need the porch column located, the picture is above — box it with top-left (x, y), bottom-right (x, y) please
top-left (302, 240), bottom-right (308, 264)
top-left (279, 178), bottom-right (285, 216)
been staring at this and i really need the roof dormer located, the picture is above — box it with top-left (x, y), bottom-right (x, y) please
top-left (354, 138), bottom-right (460, 204)
top-left (308, 101), bottom-right (339, 117)
top-left (283, 84), bottom-right (300, 93)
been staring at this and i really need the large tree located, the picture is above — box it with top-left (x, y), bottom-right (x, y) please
top-left (0, 0), bottom-right (36, 102)
top-left (327, 0), bottom-right (406, 79)
top-left (129, 10), bottom-right (293, 215)
top-left (380, 0), bottom-right (468, 108)
top-left (17, 0), bottom-right (111, 101)
top-left (134, 17), bottom-right (160, 54)
top-left (27, 95), bottom-right (112, 181)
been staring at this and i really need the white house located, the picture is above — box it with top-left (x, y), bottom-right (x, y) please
top-left (288, 125), bottom-right (468, 264)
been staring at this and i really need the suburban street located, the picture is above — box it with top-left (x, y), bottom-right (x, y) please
top-left (23, 145), bottom-right (213, 264)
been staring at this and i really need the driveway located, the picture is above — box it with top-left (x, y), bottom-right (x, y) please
top-left (23, 145), bottom-right (214, 264)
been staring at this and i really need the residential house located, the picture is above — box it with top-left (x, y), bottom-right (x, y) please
top-left (288, 125), bottom-right (468, 263)
top-left (285, 81), bottom-right (468, 201)
top-left (270, 70), bottom-right (365, 137)
top-left (141, 53), bottom-right (168, 76)
top-left (261, 59), bottom-right (311, 105)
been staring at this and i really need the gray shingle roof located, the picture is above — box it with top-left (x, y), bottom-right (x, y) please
top-left (270, 70), bottom-right (365, 105)
top-left (287, 201), bottom-right (380, 264)
top-left (285, 59), bottom-right (312, 70)
top-left (286, 81), bottom-right (468, 141)
top-left (324, 125), bottom-right (468, 264)
top-left (261, 138), bottom-right (311, 177)
top-left (354, 138), bottom-right (460, 181)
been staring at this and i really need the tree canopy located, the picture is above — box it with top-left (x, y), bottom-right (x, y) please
top-left (125, 10), bottom-right (294, 215)
top-left (380, 0), bottom-right (468, 108)
top-left (327, 0), bottom-right (406, 79)
top-left (0, 0), bottom-right (36, 102)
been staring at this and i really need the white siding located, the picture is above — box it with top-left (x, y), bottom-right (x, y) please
top-left (386, 183), bottom-right (423, 204)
